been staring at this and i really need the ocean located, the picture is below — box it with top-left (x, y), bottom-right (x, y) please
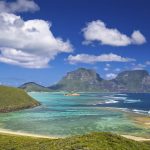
top-left (0, 92), bottom-right (149, 137)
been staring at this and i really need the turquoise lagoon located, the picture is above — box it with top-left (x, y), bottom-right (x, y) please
top-left (0, 92), bottom-right (149, 137)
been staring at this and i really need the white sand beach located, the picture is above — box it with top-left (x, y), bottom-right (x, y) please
top-left (0, 129), bottom-right (58, 139)
top-left (121, 135), bottom-right (150, 141)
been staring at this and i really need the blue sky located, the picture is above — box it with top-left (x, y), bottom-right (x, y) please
top-left (0, 0), bottom-right (150, 86)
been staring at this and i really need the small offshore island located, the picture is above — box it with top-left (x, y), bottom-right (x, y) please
top-left (64, 92), bottom-right (80, 96)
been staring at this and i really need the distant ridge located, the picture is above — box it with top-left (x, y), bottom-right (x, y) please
top-left (20, 68), bottom-right (150, 92)
top-left (19, 82), bottom-right (51, 92)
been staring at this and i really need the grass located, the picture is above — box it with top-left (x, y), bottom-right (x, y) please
top-left (0, 85), bottom-right (40, 112)
top-left (0, 132), bottom-right (150, 150)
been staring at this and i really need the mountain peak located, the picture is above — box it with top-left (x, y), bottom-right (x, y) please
top-left (116, 70), bottom-right (149, 81)
top-left (76, 67), bottom-right (94, 71)
top-left (117, 70), bottom-right (149, 77)
top-left (112, 69), bottom-right (150, 92)
top-left (50, 67), bottom-right (103, 91)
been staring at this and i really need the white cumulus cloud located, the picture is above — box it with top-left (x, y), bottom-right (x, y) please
top-left (0, 0), bottom-right (39, 13)
top-left (131, 30), bottom-right (146, 45)
top-left (106, 63), bottom-right (110, 67)
top-left (82, 20), bottom-right (146, 46)
top-left (115, 68), bottom-right (121, 72)
top-left (104, 67), bottom-right (109, 71)
top-left (146, 61), bottom-right (150, 65)
top-left (106, 73), bottom-right (117, 79)
top-left (0, 13), bottom-right (73, 68)
top-left (0, 48), bottom-right (50, 68)
top-left (67, 53), bottom-right (135, 64)
top-left (132, 63), bottom-right (146, 70)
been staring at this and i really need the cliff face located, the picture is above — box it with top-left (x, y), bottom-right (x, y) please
top-left (50, 68), bottom-right (103, 91)
top-left (49, 68), bottom-right (150, 92)
top-left (111, 70), bottom-right (149, 92)
top-left (141, 76), bottom-right (150, 92)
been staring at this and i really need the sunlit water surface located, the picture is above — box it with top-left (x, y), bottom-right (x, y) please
top-left (0, 92), bottom-right (150, 137)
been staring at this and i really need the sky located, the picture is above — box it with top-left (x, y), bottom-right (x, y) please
top-left (0, 0), bottom-right (150, 86)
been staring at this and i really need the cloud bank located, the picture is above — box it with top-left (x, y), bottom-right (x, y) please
top-left (82, 20), bottom-right (146, 46)
top-left (67, 53), bottom-right (135, 64)
top-left (0, 13), bottom-right (73, 68)
top-left (0, 0), bottom-right (39, 13)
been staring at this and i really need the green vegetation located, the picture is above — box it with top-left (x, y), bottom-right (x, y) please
top-left (0, 85), bottom-right (40, 112)
top-left (0, 132), bottom-right (150, 150)
top-left (19, 82), bottom-right (51, 92)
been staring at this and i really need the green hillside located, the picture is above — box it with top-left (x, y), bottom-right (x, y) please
top-left (0, 132), bottom-right (150, 150)
top-left (0, 86), bottom-right (40, 112)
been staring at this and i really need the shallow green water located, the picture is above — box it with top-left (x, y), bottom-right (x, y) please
top-left (0, 92), bottom-right (149, 137)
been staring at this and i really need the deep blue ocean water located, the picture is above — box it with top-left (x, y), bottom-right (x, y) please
top-left (94, 93), bottom-right (150, 114)
top-left (0, 92), bottom-right (149, 137)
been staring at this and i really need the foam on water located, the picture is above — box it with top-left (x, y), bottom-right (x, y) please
top-left (111, 107), bottom-right (150, 115)
top-left (124, 99), bottom-right (141, 103)
top-left (104, 100), bottom-right (118, 104)
top-left (131, 109), bottom-right (150, 115)
top-left (116, 94), bottom-right (128, 96)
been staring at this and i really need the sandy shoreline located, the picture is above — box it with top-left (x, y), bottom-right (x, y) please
top-left (0, 129), bottom-right (150, 141)
top-left (121, 135), bottom-right (150, 141)
top-left (0, 129), bottom-right (58, 139)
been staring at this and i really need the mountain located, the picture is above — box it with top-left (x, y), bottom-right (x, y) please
top-left (19, 82), bottom-right (51, 92)
top-left (19, 68), bottom-right (150, 92)
top-left (112, 70), bottom-right (150, 92)
top-left (0, 85), bottom-right (40, 113)
top-left (49, 68), bottom-right (150, 92)
top-left (50, 68), bottom-right (103, 91)
top-left (141, 75), bottom-right (150, 92)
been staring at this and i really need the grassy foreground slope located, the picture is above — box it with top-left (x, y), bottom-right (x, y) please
top-left (0, 132), bottom-right (150, 150)
top-left (0, 86), bottom-right (40, 112)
